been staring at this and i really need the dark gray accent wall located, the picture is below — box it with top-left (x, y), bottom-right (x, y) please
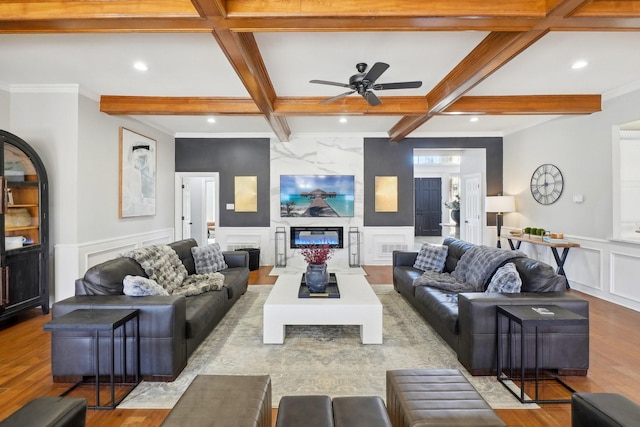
top-left (364, 137), bottom-right (503, 227)
top-left (175, 138), bottom-right (270, 227)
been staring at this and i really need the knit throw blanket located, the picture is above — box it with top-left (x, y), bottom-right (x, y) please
top-left (413, 245), bottom-right (526, 293)
top-left (124, 244), bottom-right (224, 296)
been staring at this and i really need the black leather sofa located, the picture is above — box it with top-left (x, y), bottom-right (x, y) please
top-left (50, 239), bottom-right (249, 382)
top-left (393, 237), bottom-right (589, 376)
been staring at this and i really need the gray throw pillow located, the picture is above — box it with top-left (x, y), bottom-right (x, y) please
top-left (486, 262), bottom-right (522, 293)
top-left (413, 243), bottom-right (449, 272)
top-left (123, 275), bottom-right (169, 296)
top-left (191, 243), bottom-right (229, 274)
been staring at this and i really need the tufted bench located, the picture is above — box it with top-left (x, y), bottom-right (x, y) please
top-left (386, 369), bottom-right (505, 427)
top-left (0, 397), bottom-right (86, 427)
top-left (572, 392), bottom-right (640, 427)
top-left (161, 374), bottom-right (271, 427)
top-left (275, 395), bottom-right (392, 427)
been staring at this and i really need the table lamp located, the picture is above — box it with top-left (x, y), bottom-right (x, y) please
top-left (485, 196), bottom-right (516, 248)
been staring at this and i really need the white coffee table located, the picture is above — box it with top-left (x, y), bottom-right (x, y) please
top-left (263, 273), bottom-right (383, 344)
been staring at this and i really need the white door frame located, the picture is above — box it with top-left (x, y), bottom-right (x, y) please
top-left (174, 172), bottom-right (220, 242)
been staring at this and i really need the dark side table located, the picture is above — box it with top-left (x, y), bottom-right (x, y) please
top-left (44, 309), bottom-right (140, 409)
top-left (496, 304), bottom-right (587, 404)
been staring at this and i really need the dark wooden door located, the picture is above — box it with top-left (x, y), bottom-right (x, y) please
top-left (415, 178), bottom-right (442, 236)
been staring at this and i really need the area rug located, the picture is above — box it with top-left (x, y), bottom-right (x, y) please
top-left (118, 285), bottom-right (532, 410)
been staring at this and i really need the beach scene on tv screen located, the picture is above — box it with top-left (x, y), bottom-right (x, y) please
top-left (280, 175), bottom-right (354, 217)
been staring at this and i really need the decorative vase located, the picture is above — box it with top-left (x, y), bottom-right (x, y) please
top-left (451, 209), bottom-right (460, 225)
top-left (305, 263), bottom-right (329, 293)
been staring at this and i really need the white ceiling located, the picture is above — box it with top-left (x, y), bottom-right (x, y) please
top-left (1, 30), bottom-right (640, 137)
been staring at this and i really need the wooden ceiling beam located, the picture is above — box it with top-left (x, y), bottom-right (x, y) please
top-left (211, 30), bottom-right (290, 141)
top-left (442, 95), bottom-right (602, 115)
top-left (387, 0), bottom-right (606, 141)
top-left (100, 96), bottom-right (261, 115)
top-left (189, 0), bottom-right (227, 18)
top-left (0, 1), bottom-right (200, 20)
top-left (100, 94), bottom-right (600, 117)
top-left (388, 30), bottom-right (548, 141)
top-left (224, 0), bottom-right (547, 18)
top-left (572, 0), bottom-right (640, 17)
top-left (274, 97), bottom-right (428, 116)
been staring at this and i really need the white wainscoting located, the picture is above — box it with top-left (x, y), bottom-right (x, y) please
top-left (502, 228), bottom-right (640, 312)
top-left (362, 227), bottom-right (414, 265)
top-left (53, 228), bottom-right (174, 303)
top-left (214, 227), bottom-right (270, 266)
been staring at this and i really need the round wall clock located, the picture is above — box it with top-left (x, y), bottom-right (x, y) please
top-left (530, 163), bottom-right (564, 205)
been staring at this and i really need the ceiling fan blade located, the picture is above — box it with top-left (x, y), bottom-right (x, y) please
top-left (363, 91), bottom-right (382, 106)
top-left (320, 90), bottom-right (356, 104)
top-left (310, 79), bottom-right (351, 88)
top-left (373, 81), bottom-right (423, 90)
top-left (362, 62), bottom-right (389, 84)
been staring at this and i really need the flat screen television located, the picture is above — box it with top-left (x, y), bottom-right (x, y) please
top-left (280, 175), bottom-right (355, 217)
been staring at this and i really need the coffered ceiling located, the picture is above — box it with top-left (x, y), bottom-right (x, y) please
top-left (1, 0), bottom-right (640, 141)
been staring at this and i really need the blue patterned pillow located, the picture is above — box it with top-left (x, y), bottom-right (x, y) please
top-left (486, 262), bottom-right (522, 293)
top-left (191, 243), bottom-right (228, 274)
top-left (413, 243), bottom-right (449, 272)
top-left (123, 275), bottom-right (169, 296)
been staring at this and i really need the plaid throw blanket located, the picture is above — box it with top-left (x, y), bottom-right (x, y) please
top-left (124, 244), bottom-right (223, 296)
top-left (413, 245), bottom-right (526, 292)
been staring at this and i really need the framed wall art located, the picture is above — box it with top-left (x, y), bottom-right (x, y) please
top-left (119, 127), bottom-right (156, 218)
top-left (375, 175), bottom-right (398, 212)
top-left (234, 175), bottom-right (258, 212)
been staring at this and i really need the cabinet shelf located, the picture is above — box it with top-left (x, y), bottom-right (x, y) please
top-left (7, 204), bottom-right (38, 208)
top-left (6, 225), bottom-right (39, 232)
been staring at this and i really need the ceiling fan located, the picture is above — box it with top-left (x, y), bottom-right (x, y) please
top-left (310, 62), bottom-right (422, 106)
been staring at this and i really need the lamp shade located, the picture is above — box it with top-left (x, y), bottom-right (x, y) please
top-left (485, 196), bottom-right (516, 213)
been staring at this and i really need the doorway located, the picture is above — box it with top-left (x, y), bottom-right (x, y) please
top-left (414, 178), bottom-right (442, 236)
top-left (174, 173), bottom-right (219, 245)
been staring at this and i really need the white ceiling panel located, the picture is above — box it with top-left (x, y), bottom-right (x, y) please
top-left (256, 32), bottom-right (488, 98)
top-left (469, 32), bottom-right (640, 96)
top-left (0, 33), bottom-right (248, 97)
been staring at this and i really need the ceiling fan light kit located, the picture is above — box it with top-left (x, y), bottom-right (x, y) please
top-left (310, 62), bottom-right (422, 106)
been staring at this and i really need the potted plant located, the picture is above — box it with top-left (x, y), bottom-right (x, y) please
top-left (300, 243), bottom-right (334, 293)
top-left (444, 195), bottom-right (461, 225)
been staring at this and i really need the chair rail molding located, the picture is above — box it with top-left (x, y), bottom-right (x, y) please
top-left (53, 228), bottom-right (174, 302)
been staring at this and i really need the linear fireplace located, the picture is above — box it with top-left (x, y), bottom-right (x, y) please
top-left (290, 226), bottom-right (344, 248)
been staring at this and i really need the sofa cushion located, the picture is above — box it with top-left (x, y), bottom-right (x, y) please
top-left (414, 286), bottom-right (459, 336)
top-left (169, 238), bottom-right (198, 275)
top-left (511, 258), bottom-right (567, 292)
top-left (82, 257), bottom-right (147, 295)
top-left (413, 243), bottom-right (448, 272)
top-left (184, 289), bottom-right (228, 340)
top-left (123, 275), bottom-right (169, 296)
top-left (486, 263), bottom-right (522, 293)
top-left (442, 237), bottom-right (476, 273)
top-left (192, 243), bottom-right (229, 274)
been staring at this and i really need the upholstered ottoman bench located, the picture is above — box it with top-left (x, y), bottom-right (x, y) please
top-left (572, 392), bottom-right (640, 427)
top-left (386, 369), bottom-right (505, 427)
top-left (275, 395), bottom-right (392, 427)
top-left (0, 396), bottom-right (87, 427)
top-left (161, 375), bottom-right (272, 427)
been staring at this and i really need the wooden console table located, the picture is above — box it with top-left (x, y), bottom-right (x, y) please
top-left (505, 234), bottom-right (580, 288)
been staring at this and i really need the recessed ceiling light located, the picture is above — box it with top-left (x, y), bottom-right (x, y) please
top-left (470, 117), bottom-right (479, 122)
top-left (339, 117), bottom-right (347, 124)
top-left (207, 117), bottom-right (216, 124)
top-left (572, 60), bottom-right (588, 70)
top-left (133, 61), bottom-right (148, 72)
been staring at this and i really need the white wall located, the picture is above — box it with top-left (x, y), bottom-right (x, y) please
top-left (0, 87), bottom-right (9, 129)
top-left (504, 86), bottom-right (640, 311)
top-left (7, 86), bottom-right (175, 302)
top-left (77, 95), bottom-right (175, 242)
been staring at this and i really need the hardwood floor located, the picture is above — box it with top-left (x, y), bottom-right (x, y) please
top-left (1, 265), bottom-right (639, 426)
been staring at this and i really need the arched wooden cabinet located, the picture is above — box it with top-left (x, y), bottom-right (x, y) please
top-left (0, 130), bottom-right (49, 321)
